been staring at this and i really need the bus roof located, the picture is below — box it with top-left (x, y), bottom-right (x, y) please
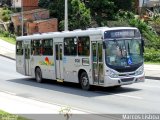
top-left (16, 27), bottom-right (138, 41)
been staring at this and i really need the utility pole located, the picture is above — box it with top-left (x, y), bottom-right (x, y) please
top-left (21, 0), bottom-right (24, 36)
top-left (64, 0), bottom-right (68, 31)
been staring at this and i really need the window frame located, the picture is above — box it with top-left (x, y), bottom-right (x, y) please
top-left (16, 41), bottom-right (23, 55)
top-left (78, 36), bottom-right (90, 56)
top-left (64, 37), bottom-right (77, 56)
top-left (31, 39), bottom-right (53, 56)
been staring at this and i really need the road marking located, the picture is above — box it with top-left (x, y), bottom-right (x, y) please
top-left (113, 94), bottom-right (143, 99)
top-left (140, 84), bottom-right (160, 89)
top-left (0, 90), bottom-right (16, 95)
top-left (95, 91), bottom-right (143, 100)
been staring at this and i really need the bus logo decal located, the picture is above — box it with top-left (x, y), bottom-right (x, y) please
top-left (39, 57), bottom-right (54, 66)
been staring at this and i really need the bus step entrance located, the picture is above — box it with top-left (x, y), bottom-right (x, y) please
top-left (56, 79), bottom-right (64, 83)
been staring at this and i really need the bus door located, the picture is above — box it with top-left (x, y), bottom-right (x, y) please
top-left (92, 42), bottom-right (104, 84)
top-left (55, 43), bottom-right (63, 81)
top-left (24, 42), bottom-right (31, 76)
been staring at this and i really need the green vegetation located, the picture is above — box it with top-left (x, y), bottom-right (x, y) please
top-left (0, 110), bottom-right (29, 120)
top-left (39, 0), bottom-right (91, 30)
top-left (0, 30), bottom-right (16, 44)
top-left (0, 7), bottom-right (12, 22)
top-left (0, 7), bottom-right (15, 44)
top-left (144, 48), bottom-right (160, 63)
top-left (0, 36), bottom-right (16, 44)
top-left (144, 62), bottom-right (160, 65)
top-left (59, 0), bottom-right (91, 30)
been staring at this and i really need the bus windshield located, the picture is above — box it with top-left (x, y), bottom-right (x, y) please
top-left (105, 39), bottom-right (143, 67)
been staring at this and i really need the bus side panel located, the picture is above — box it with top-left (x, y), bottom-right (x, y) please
top-left (30, 56), bottom-right (56, 80)
top-left (63, 56), bottom-right (92, 84)
top-left (63, 56), bottom-right (79, 83)
top-left (16, 55), bottom-right (25, 75)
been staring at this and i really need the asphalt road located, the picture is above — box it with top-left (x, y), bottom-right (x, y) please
top-left (0, 56), bottom-right (160, 114)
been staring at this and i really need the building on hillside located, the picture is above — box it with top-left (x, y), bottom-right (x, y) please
top-left (143, 0), bottom-right (160, 8)
top-left (27, 18), bottom-right (58, 35)
top-left (11, 0), bottom-right (38, 11)
top-left (135, 0), bottom-right (160, 14)
top-left (11, 9), bottom-right (51, 35)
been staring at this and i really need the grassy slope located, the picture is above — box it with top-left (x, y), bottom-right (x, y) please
top-left (144, 62), bottom-right (160, 65)
top-left (0, 36), bottom-right (16, 44)
top-left (0, 7), bottom-right (16, 45)
top-left (0, 110), bottom-right (29, 120)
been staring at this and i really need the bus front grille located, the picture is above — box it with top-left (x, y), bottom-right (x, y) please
top-left (121, 78), bottom-right (134, 82)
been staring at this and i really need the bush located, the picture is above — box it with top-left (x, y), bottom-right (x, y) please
top-left (3, 31), bottom-right (10, 37)
top-left (144, 48), bottom-right (160, 62)
top-left (1, 9), bottom-right (12, 22)
top-left (107, 20), bottom-right (130, 27)
top-left (2, 14), bottom-right (10, 22)
top-left (0, 30), bottom-right (15, 38)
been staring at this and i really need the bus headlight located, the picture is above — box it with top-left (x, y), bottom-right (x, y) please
top-left (135, 66), bottom-right (144, 75)
top-left (108, 70), bottom-right (118, 78)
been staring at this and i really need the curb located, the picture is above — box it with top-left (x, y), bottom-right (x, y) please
top-left (0, 54), bottom-right (15, 60)
top-left (145, 76), bottom-right (160, 80)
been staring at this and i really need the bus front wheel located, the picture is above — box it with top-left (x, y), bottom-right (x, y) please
top-left (80, 72), bottom-right (90, 90)
top-left (35, 67), bottom-right (43, 83)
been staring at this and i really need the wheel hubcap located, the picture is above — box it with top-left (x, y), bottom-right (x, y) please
top-left (82, 76), bottom-right (88, 86)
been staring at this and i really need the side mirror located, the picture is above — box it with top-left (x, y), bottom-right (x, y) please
top-left (103, 41), bottom-right (106, 49)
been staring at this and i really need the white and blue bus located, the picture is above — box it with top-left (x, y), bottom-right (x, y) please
top-left (16, 27), bottom-right (145, 90)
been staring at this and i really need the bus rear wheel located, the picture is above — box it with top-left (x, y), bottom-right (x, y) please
top-left (35, 67), bottom-right (43, 83)
top-left (80, 72), bottom-right (90, 90)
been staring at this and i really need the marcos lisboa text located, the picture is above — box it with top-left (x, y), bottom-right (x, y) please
top-left (122, 114), bottom-right (160, 120)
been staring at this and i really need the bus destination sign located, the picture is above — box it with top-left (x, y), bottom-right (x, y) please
top-left (104, 29), bottom-right (140, 39)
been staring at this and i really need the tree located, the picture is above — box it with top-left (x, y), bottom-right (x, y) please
top-left (8, 21), bottom-right (15, 34)
top-left (39, 0), bottom-right (91, 31)
top-left (86, 0), bottom-right (115, 26)
top-left (38, 0), bottom-right (51, 8)
top-left (1, 0), bottom-right (11, 7)
top-left (113, 0), bottom-right (134, 11)
top-left (38, 0), bottom-right (135, 28)
top-left (67, 0), bottom-right (91, 30)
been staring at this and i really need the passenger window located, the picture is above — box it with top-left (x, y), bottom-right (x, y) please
top-left (64, 37), bottom-right (77, 56)
top-left (16, 41), bottom-right (23, 55)
top-left (78, 36), bottom-right (90, 56)
top-left (31, 39), bottom-right (53, 56)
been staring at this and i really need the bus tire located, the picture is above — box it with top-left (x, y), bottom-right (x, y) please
top-left (114, 85), bottom-right (121, 88)
top-left (80, 72), bottom-right (90, 90)
top-left (111, 85), bottom-right (121, 89)
top-left (35, 67), bottom-right (43, 83)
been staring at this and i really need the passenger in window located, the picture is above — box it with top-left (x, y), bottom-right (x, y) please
top-left (40, 47), bottom-right (45, 55)
top-left (32, 48), bottom-right (35, 55)
top-left (35, 48), bottom-right (39, 55)
top-left (78, 41), bottom-right (83, 55)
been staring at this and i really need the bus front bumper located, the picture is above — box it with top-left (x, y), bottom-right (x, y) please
top-left (103, 73), bottom-right (145, 87)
